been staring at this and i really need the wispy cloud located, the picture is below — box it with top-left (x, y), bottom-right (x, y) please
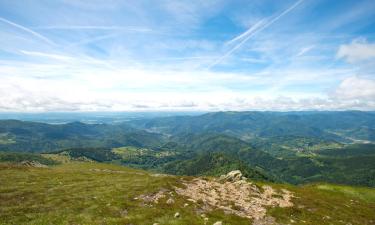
top-left (34, 25), bottom-right (153, 32)
top-left (20, 50), bottom-right (74, 61)
top-left (0, 0), bottom-right (374, 111)
top-left (0, 17), bottom-right (55, 45)
top-left (295, 45), bottom-right (315, 57)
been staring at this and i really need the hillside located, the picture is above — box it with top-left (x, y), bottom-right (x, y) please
top-left (0, 162), bottom-right (374, 225)
top-left (129, 111), bottom-right (375, 143)
top-left (0, 120), bottom-right (164, 152)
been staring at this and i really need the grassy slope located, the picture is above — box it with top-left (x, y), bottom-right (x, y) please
top-left (0, 162), bottom-right (374, 225)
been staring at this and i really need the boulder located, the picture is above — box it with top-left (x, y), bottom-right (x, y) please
top-left (219, 170), bottom-right (246, 182)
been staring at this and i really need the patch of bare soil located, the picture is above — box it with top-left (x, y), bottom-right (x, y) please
top-left (137, 188), bottom-right (168, 204)
top-left (175, 177), bottom-right (293, 221)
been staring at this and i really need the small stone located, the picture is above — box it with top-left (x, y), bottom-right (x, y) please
top-left (174, 212), bottom-right (180, 218)
top-left (153, 223), bottom-right (159, 225)
top-left (166, 198), bottom-right (175, 204)
top-left (183, 203), bottom-right (189, 207)
top-left (187, 198), bottom-right (196, 203)
top-left (213, 221), bottom-right (222, 225)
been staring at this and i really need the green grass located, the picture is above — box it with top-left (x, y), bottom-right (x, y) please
top-left (316, 184), bottom-right (375, 203)
top-left (0, 162), bottom-right (374, 225)
top-left (267, 183), bottom-right (375, 225)
top-left (0, 162), bottom-right (247, 225)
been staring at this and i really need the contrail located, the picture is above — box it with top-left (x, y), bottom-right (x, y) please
top-left (208, 0), bottom-right (304, 69)
top-left (0, 17), bottom-right (54, 45)
top-left (225, 19), bottom-right (266, 46)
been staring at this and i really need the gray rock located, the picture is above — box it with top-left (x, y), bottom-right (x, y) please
top-left (219, 170), bottom-right (245, 182)
top-left (166, 198), bottom-right (175, 204)
top-left (20, 160), bottom-right (47, 168)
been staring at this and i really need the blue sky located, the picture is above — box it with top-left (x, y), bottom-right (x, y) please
top-left (0, 0), bottom-right (375, 111)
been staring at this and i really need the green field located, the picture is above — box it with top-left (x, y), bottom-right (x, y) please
top-left (1, 162), bottom-right (374, 225)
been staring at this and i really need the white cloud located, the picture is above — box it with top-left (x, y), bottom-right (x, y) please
top-left (337, 39), bottom-right (375, 63)
top-left (332, 76), bottom-right (375, 101)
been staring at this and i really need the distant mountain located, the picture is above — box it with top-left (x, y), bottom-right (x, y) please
top-left (0, 120), bottom-right (164, 152)
top-left (129, 111), bottom-right (375, 142)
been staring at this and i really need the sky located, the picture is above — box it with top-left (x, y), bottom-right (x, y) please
top-left (0, 0), bottom-right (375, 112)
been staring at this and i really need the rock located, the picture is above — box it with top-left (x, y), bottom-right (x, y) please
top-left (166, 198), bottom-right (175, 204)
top-left (20, 160), bottom-right (47, 168)
top-left (219, 170), bottom-right (245, 182)
top-left (174, 212), bottom-right (180, 218)
top-left (213, 221), bottom-right (223, 225)
top-left (187, 198), bottom-right (196, 203)
top-left (153, 223), bottom-right (159, 225)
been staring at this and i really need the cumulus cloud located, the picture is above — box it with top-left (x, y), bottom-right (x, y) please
top-left (337, 38), bottom-right (375, 63)
top-left (332, 76), bottom-right (375, 101)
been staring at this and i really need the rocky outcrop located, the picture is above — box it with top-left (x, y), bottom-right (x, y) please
top-left (175, 171), bottom-right (293, 221)
top-left (20, 160), bottom-right (47, 168)
top-left (219, 170), bottom-right (246, 182)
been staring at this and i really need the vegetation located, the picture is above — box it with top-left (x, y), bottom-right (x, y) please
top-left (0, 111), bottom-right (375, 187)
top-left (0, 120), bottom-right (164, 152)
top-left (0, 162), bottom-right (374, 225)
top-left (163, 152), bottom-right (273, 181)
top-left (0, 151), bottom-right (58, 166)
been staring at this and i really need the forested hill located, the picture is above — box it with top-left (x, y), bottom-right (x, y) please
top-left (0, 120), bottom-right (164, 152)
top-left (129, 111), bottom-right (375, 142)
